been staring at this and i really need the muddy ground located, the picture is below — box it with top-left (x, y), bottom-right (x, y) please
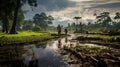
top-left (58, 35), bottom-right (120, 67)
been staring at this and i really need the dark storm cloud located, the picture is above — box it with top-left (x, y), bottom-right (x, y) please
top-left (94, 2), bottom-right (120, 8)
top-left (37, 0), bottom-right (76, 11)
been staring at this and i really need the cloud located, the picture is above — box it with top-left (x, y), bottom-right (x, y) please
top-left (94, 2), bottom-right (120, 8)
top-left (22, 0), bottom-right (120, 26)
top-left (36, 0), bottom-right (76, 11)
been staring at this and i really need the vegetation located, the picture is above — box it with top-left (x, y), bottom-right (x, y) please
top-left (0, 31), bottom-right (56, 45)
top-left (73, 16), bottom-right (82, 32)
top-left (90, 34), bottom-right (120, 39)
top-left (33, 12), bottom-right (54, 31)
top-left (74, 44), bottom-right (109, 54)
top-left (0, 0), bottom-right (37, 34)
top-left (67, 12), bottom-right (120, 34)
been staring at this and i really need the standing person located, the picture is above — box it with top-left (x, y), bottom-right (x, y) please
top-left (64, 28), bottom-right (68, 35)
top-left (57, 24), bottom-right (61, 36)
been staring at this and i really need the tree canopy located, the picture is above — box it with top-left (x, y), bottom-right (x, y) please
top-left (0, 0), bottom-right (37, 34)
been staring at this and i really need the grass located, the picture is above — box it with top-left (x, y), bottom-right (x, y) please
top-left (87, 34), bottom-right (120, 40)
top-left (94, 35), bottom-right (120, 39)
top-left (74, 45), bottom-right (109, 54)
top-left (0, 31), bottom-right (57, 45)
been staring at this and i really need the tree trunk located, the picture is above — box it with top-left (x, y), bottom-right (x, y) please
top-left (2, 17), bottom-right (9, 33)
top-left (5, 17), bottom-right (9, 33)
top-left (10, 0), bottom-right (20, 34)
top-left (2, 21), bottom-right (5, 32)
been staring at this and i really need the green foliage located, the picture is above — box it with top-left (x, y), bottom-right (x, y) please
top-left (0, 31), bottom-right (54, 45)
top-left (114, 12), bottom-right (120, 20)
top-left (22, 20), bottom-right (34, 30)
top-left (95, 12), bottom-right (112, 28)
top-left (0, 0), bottom-right (37, 34)
top-left (32, 25), bottom-right (41, 31)
top-left (91, 34), bottom-right (120, 39)
top-left (33, 12), bottom-right (54, 31)
top-left (16, 9), bottom-right (25, 30)
top-left (75, 44), bottom-right (109, 53)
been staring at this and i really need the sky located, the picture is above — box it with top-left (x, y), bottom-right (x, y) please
top-left (22, 0), bottom-right (120, 27)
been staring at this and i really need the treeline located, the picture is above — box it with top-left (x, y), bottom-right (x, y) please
top-left (22, 12), bottom-right (54, 31)
top-left (68, 12), bottom-right (120, 33)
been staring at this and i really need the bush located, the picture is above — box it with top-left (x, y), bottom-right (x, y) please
top-left (32, 25), bottom-right (41, 32)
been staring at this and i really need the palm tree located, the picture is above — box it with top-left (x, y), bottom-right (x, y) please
top-left (73, 17), bottom-right (81, 32)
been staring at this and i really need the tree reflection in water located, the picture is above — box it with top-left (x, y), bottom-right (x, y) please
top-left (0, 37), bottom-right (70, 67)
top-left (0, 46), bottom-right (25, 67)
top-left (28, 49), bottom-right (38, 67)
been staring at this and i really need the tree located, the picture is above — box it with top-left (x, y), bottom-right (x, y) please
top-left (47, 15), bottom-right (54, 24)
top-left (96, 12), bottom-right (112, 30)
top-left (16, 9), bottom-right (25, 30)
top-left (10, 0), bottom-right (37, 34)
top-left (73, 17), bottom-right (81, 32)
top-left (0, 0), bottom-right (37, 34)
top-left (67, 23), bottom-right (71, 31)
top-left (114, 12), bottom-right (120, 23)
top-left (22, 20), bottom-right (34, 30)
top-left (33, 12), bottom-right (54, 31)
top-left (113, 12), bottom-right (120, 30)
top-left (0, 0), bottom-right (16, 33)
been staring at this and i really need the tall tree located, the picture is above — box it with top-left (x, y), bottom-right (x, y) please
top-left (96, 12), bottom-right (112, 29)
top-left (0, 0), bottom-right (37, 34)
top-left (10, 0), bottom-right (21, 34)
top-left (0, 0), bottom-right (16, 33)
top-left (9, 0), bottom-right (37, 34)
top-left (16, 9), bottom-right (25, 30)
top-left (113, 12), bottom-right (120, 30)
top-left (33, 12), bottom-right (54, 31)
top-left (114, 12), bottom-right (120, 23)
top-left (73, 17), bottom-right (81, 32)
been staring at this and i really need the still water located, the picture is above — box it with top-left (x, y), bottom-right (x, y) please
top-left (0, 34), bottom-right (107, 67)
top-left (0, 35), bottom-right (75, 67)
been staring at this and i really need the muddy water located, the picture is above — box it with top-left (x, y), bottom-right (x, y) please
top-left (0, 34), bottom-right (108, 67)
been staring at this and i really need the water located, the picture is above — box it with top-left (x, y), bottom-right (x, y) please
top-left (23, 40), bottom-right (69, 67)
top-left (22, 34), bottom-right (76, 67)
top-left (0, 34), bottom-right (109, 67)
top-left (0, 36), bottom-right (72, 67)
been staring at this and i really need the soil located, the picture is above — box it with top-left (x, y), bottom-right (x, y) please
top-left (58, 34), bottom-right (120, 67)
top-left (59, 47), bottom-right (120, 67)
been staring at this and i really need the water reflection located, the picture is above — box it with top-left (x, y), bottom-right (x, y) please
top-left (23, 40), bottom-right (69, 67)
top-left (58, 39), bottom-right (61, 48)
top-left (65, 37), bottom-right (68, 43)
top-left (0, 34), bottom-right (108, 67)
top-left (0, 46), bottom-right (25, 67)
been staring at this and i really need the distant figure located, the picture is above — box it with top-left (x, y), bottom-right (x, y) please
top-left (64, 28), bottom-right (68, 35)
top-left (57, 24), bottom-right (61, 36)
